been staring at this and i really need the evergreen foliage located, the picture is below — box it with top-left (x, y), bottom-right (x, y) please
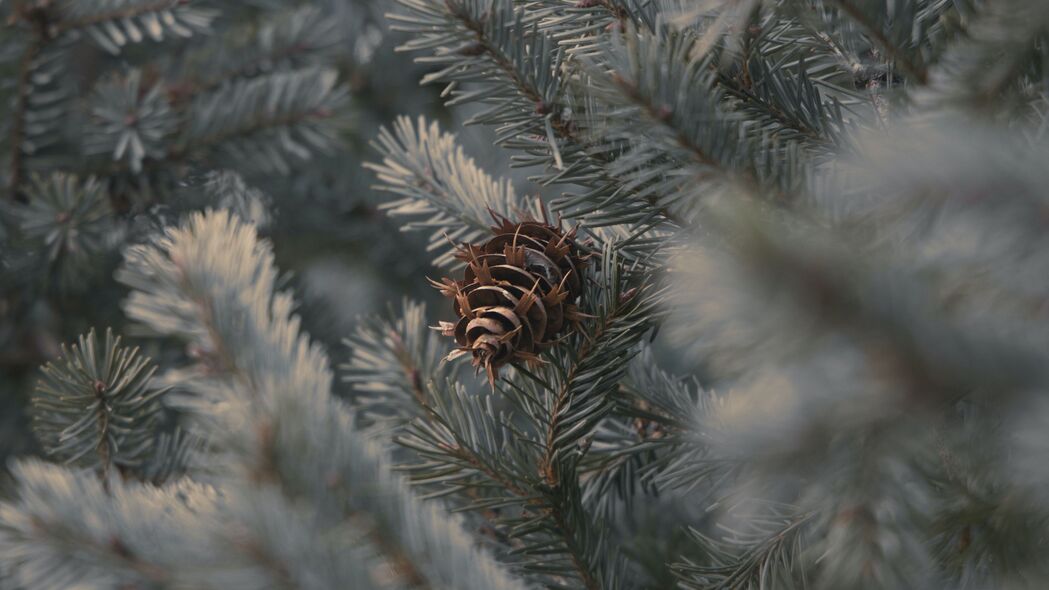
top-left (340, 298), bottom-right (452, 433)
top-left (3, 0), bottom-right (1049, 589)
top-left (8, 174), bottom-right (117, 291)
top-left (0, 0), bottom-right (429, 469)
top-left (368, 116), bottom-right (523, 267)
top-left (31, 328), bottom-right (166, 476)
top-left (3, 210), bottom-right (527, 589)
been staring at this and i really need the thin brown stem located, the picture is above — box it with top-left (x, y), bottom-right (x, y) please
top-left (528, 313), bottom-right (627, 589)
top-left (92, 379), bottom-right (113, 491)
top-left (538, 309), bottom-right (616, 487)
top-left (8, 5), bottom-right (49, 202)
top-left (9, 44), bottom-right (38, 201)
top-left (389, 330), bottom-right (428, 407)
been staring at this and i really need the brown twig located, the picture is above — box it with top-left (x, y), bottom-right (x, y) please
top-left (8, 3), bottom-right (50, 202)
top-left (92, 378), bottom-right (113, 490)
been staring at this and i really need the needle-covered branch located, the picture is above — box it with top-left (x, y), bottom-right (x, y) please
top-left (367, 116), bottom-right (523, 267)
top-left (116, 210), bottom-right (530, 590)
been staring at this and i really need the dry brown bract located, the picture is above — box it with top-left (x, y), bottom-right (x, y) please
top-left (431, 213), bottom-right (590, 385)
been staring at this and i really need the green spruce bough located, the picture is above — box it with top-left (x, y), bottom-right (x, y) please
top-left (4, 1), bottom-right (1049, 589)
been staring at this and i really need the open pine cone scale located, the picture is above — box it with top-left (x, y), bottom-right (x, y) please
top-left (432, 216), bottom-right (589, 384)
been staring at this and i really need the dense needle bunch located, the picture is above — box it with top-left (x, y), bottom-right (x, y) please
top-left (31, 328), bottom-right (166, 475)
top-left (432, 214), bottom-right (588, 383)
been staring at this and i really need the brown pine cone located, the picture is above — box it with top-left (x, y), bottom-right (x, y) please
top-left (432, 214), bottom-right (589, 384)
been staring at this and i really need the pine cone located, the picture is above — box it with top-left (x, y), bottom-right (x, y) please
top-left (432, 214), bottom-right (589, 384)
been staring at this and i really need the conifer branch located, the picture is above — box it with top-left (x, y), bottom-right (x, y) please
top-left (169, 6), bottom-right (344, 100)
top-left (7, 3), bottom-right (51, 201)
top-left (51, 0), bottom-right (189, 36)
top-left (401, 382), bottom-right (605, 589)
top-left (174, 68), bottom-right (347, 174)
top-left (438, 1), bottom-right (617, 186)
top-left (674, 509), bottom-right (814, 590)
top-left (393, 0), bottom-right (686, 229)
top-left (580, 348), bottom-right (726, 506)
top-left (126, 217), bottom-right (389, 522)
top-left (581, 27), bottom-right (806, 221)
top-left (118, 210), bottom-right (529, 590)
top-left (550, 506), bottom-right (602, 590)
top-left (8, 41), bottom-right (41, 201)
top-left (826, 0), bottom-right (928, 85)
top-left (342, 298), bottom-right (451, 430)
top-left (911, 0), bottom-right (1049, 113)
top-left (341, 302), bottom-right (562, 576)
top-left (0, 462), bottom-right (203, 588)
top-left (608, 73), bottom-right (727, 173)
top-left (714, 68), bottom-right (840, 152)
top-left (463, 14), bottom-right (688, 228)
top-left (176, 108), bottom-right (331, 159)
top-left (5, 1), bottom-right (1049, 587)
top-left (79, 69), bottom-right (347, 183)
top-left (367, 116), bottom-right (522, 267)
top-left (547, 0), bottom-right (839, 151)
top-left (13, 0), bottom-right (214, 54)
top-left (434, 430), bottom-right (600, 588)
top-left (537, 273), bottom-right (658, 488)
top-left (6, 0), bottom-right (214, 201)
top-left (0, 462), bottom-right (385, 589)
top-left (31, 328), bottom-right (168, 480)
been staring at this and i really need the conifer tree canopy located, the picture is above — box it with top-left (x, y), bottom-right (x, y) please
top-left (3, 0), bottom-right (1049, 589)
